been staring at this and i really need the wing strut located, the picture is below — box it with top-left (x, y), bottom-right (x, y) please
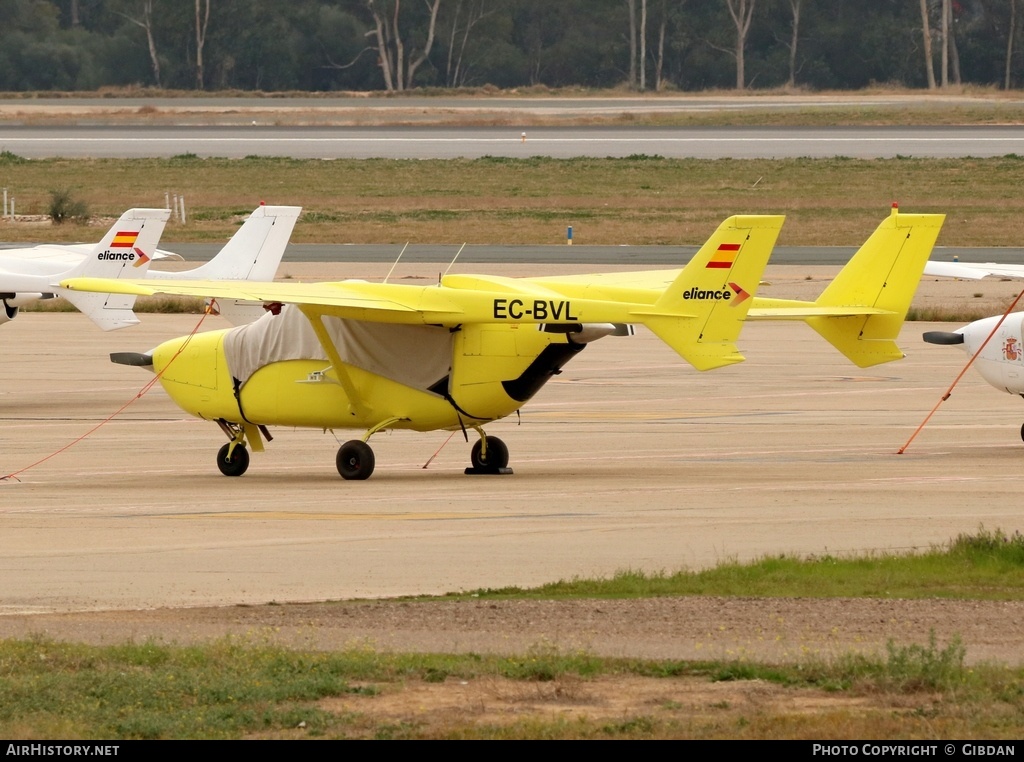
top-left (298, 306), bottom-right (369, 419)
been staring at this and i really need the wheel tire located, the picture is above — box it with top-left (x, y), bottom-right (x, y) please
top-left (216, 443), bottom-right (249, 477)
top-left (1020, 422), bottom-right (1024, 443)
top-left (337, 440), bottom-right (375, 480)
top-left (471, 436), bottom-right (509, 470)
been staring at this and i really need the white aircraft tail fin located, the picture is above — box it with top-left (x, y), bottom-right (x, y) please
top-left (165, 205), bottom-right (300, 281)
top-left (152, 205), bottom-right (300, 324)
top-left (59, 208), bottom-right (171, 331)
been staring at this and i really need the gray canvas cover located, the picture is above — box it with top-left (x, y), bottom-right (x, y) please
top-left (223, 304), bottom-right (453, 391)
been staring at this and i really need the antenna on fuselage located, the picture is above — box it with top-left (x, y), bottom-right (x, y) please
top-left (440, 243), bottom-right (467, 282)
top-left (382, 242), bottom-right (410, 284)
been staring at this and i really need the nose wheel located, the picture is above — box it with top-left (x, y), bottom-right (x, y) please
top-left (337, 440), bottom-right (375, 480)
top-left (216, 442), bottom-right (250, 477)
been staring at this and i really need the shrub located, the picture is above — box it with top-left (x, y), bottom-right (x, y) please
top-left (48, 188), bottom-right (89, 225)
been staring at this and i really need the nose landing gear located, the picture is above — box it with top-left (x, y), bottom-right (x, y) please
top-left (216, 441), bottom-right (250, 477)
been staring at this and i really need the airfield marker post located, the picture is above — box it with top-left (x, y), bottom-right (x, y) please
top-left (567, 225), bottom-right (573, 245)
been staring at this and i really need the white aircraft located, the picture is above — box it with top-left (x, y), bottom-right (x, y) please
top-left (922, 259), bottom-right (1024, 439)
top-left (0, 204), bottom-right (300, 331)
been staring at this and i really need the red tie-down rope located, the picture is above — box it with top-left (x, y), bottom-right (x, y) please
top-left (1, 303), bottom-right (217, 482)
top-left (897, 287), bottom-right (1024, 454)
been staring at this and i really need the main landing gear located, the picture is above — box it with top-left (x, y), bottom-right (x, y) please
top-left (332, 433), bottom-right (512, 480)
top-left (212, 419), bottom-right (512, 480)
top-left (468, 435), bottom-right (510, 474)
top-left (336, 440), bottom-right (375, 480)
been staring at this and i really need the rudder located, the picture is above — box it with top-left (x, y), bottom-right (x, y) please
top-left (640, 214), bottom-right (784, 370)
top-left (808, 205), bottom-right (945, 367)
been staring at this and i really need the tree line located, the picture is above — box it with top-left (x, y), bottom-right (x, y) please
top-left (2, 0), bottom-right (1022, 93)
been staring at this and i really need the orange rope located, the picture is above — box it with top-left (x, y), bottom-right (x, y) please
top-left (897, 288), bottom-right (1024, 454)
top-left (422, 431), bottom-right (457, 469)
top-left (1, 306), bottom-right (215, 482)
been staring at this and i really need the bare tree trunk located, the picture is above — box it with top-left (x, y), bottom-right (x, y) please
top-left (364, 0), bottom-right (442, 91)
top-left (194, 0), bottom-right (210, 90)
top-left (639, 0), bottom-right (647, 91)
top-left (446, 0), bottom-right (461, 86)
top-left (787, 0), bottom-right (801, 88)
top-left (655, 1), bottom-right (666, 91)
top-left (941, 0), bottom-right (948, 87)
top-left (393, 1), bottom-right (405, 91)
top-left (367, 4), bottom-right (396, 91)
top-left (919, 0), bottom-right (936, 89)
top-left (71, 0), bottom-right (80, 26)
top-left (403, 0), bottom-right (441, 89)
top-left (448, 1), bottom-right (491, 87)
top-left (627, 0), bottom-right (637, 89)
top-left (724, 0), bottom-right (755, 90)
top-left (948, 0), bottom-right (961, 84)
top-left (117, 1), bottom-right (161, 87)
top-left (1007, 0), bottom-right (1017, 90)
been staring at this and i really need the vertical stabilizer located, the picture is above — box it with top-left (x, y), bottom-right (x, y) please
top-left (158, 205), bottom-right (300, 281)
top-left (59, 208), bottom-right (171, 331)
top-left (157, 205), bottom-right (301, 324)
top-left (640, 215), bottom-right (785, 370)
top-left (808, 205), bottom-right (945, 367)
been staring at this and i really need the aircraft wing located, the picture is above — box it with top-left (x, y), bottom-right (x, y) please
top-left (61, 277), bottom-right (467, 324)
top-left (924, 260), bottom-right (1024, 280)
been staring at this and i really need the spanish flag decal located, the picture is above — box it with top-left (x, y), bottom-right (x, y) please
top-left (111, 231), bottom-right (139, 248)
top-left (132, 247), bottom-right (150, 268)
top-left (706, 242), bottom-right (739, 269)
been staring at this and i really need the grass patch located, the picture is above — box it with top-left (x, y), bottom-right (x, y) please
top-left (0, 632), bottom-right (1019, 739)
top-left (458, 527), bottom-right (1024, 601)
top-left (905, 304), bottom-right (1010, 322)
top-left (21, 295), bottom-right (206, 314)
top-left (1, 155), bottom-right (1023, 246)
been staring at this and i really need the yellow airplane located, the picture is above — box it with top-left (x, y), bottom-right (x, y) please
top-left (63, 206), bottom-right (944, 480)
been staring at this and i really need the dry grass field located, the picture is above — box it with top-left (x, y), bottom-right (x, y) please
top-left (1, 154), bottom-right (1024, 247)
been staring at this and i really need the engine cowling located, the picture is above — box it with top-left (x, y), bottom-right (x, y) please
top-left (944, 313), bottom-right (1024, 395)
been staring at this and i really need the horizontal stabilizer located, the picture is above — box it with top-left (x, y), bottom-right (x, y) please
top-left (644, 315), bottom-right (746, 370)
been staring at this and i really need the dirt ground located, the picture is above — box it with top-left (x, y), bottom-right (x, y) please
top-left (3, 596), bottom-right (1019, 665)
top-left (3, 596), bottom-right (1017, 735)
